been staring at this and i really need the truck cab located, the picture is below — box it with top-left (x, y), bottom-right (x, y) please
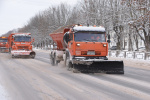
top-left (64, 25), bottom-right (109, 59)
top-left (0, 37), bottom-right (9, 52)
top-left (9, 33), bottom-right (35, 58)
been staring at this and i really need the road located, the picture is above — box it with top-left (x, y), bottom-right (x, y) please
top-left (0, 50), bottom-right (150, 100)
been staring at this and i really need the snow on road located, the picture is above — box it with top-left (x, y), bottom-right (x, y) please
top-left (0, 83), bottom-right (9, 100)
top-left (0, 51), bottom-right (150, 100)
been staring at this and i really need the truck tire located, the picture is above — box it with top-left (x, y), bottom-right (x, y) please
top-left (50, 53), bottom-right (58, 66)
top-left (54, 54), bottom-right (58, 66)
top-left (30, 54), bottom-right (35, 59)
top-left (65, 53), bottom-right (72, 71)
top-left (30, 52), bottom-right (35, 59)
top-left (50, 53), bottom-right (55, 66)
top-left (51, 57), bottom-right (55, 66)
top-left (72, 64), bottom-right (80, 73)
top-left (12, 55), bottom-right (15, 58)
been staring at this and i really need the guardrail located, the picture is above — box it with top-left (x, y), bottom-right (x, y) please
top-left (108, 50), bottom-right (150, 60)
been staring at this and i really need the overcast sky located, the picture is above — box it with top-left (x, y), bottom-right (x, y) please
top-left (0, 0), bottom-right (78, 36)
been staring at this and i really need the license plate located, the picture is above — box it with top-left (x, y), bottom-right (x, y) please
top-left (21, 43), bottom-right (25, 44)
top-left (87, 51), bottom-right (95, 55)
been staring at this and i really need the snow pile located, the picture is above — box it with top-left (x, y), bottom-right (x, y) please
top-left (0, 84), bottom-right (9, 100)
top-left (108, 57), bottom-right (150, 70)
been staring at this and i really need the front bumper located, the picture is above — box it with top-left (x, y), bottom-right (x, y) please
top-left (11, 50), bottom-right (32, 56)
top-left (0, 47), bottom-right (9, 52)
top-left (72, 56), bottom-right (108, 65)
top-left (0, 47), bottom-right (7, 49)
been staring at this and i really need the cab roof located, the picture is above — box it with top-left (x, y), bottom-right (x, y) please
top-left (11, 33), bottom-right (31, 36)
top-left (73, 26), bottom-right (105, 32)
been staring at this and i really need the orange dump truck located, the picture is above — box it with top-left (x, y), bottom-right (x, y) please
top-left (8, 33), bottom-right (36, 58)
top-left (0, 37), bottom-right (9, 52)
top-left (49, 25), bottom-right (124, 74)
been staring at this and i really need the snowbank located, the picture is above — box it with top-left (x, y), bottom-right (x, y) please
top-left (108, 57), bottom-right (150, 70)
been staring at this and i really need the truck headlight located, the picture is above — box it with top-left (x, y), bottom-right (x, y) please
top-left (77, 44), bottom-right (80, 46)
top-left (103, 44), bottom-right (107, 47)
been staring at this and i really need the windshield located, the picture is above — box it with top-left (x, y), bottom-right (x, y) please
top-left (74, 31), bottom-right (106, 42)
top-left (14, 36), bottom-right (31, 42)
top-left (0, 39), bottom-right (8, 42)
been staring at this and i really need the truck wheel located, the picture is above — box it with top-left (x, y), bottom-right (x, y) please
top-left (72, 64), bottom-right (80, 73)
top-left (30, 52), bottom-right (35, 59)
top-left (68, 62), bottom-right (73, 71)
top-left (54, 54), bottom-right (58, 66)
top-left (50, 53), bottom-right (54, 66)
top-left (30, 54), bottom-right (35, 59)
top-left (12, 55), bottom-right (15, 58)
top-left (65, 55), bottom-right (72, 71)
top-left (51, 57), bottom-right (55, 66)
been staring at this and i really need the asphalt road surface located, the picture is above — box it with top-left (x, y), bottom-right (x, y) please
top-left (0, 50), bottom-right (150, 100)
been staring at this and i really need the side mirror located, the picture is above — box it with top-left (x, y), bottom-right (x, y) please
top-left (107, 40), bottom-right (110, 43)
top-left (107, 34), bottom-right (110, 43)
top-left (63, 32), bottom-right (70, 44)
top-left (108, 34), bottom-right (110, 40)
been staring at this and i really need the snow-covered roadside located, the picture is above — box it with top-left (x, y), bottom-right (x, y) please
top-left (108, 57), bottom-right (150, 70)
top-left (0, 83), bottom-right (10, 100)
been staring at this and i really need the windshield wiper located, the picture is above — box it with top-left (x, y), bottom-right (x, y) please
top-left (20, 40), bottom-right (25, 42)
top-left (91, 40), bottom-right (98, 42)
top-left (82, 39), bottom-right (98, 42)
top-left (82, 39), bottom-right (91, 42)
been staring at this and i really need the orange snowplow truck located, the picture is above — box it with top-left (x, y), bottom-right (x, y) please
top-left (0, 37), bottom-right (9, 52)
top-left (49, 25), bottom-right (124, 74)
top-left (8, 33), bottom-right (35, 58)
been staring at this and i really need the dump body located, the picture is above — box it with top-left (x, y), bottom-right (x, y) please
top-left (50, 28), bottom-right (70, 50)
top-left (49, 25), bottom-right (124, 74)
top-left (0, 37), bottom-right (9, 52)
top-left (8, 33), bottom-right (35, 58)
top-left (50, 33), bottom-right (65, 50)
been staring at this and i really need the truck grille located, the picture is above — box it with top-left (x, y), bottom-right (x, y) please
top-left (17, 46), bottom-right (29, 50)
top-left (0, 44), bottom-right (6, 47)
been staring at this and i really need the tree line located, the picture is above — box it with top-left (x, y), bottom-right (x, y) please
top-left (3, 0), bottom-right (150, 51)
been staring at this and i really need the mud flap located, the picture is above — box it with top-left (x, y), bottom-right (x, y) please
top-left (73, 61), bottom-right (124, 74)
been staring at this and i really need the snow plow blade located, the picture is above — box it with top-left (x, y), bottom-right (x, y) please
top-left (73, 60), bottom-right (124, 74)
